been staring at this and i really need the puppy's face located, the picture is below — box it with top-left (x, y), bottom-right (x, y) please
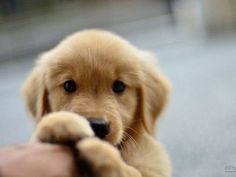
top-left (46, 36), bottom-right (141, 145)
top-left (22, 30), bottom-right (170, 145)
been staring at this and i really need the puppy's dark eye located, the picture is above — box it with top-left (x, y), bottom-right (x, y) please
top-left (64, 80), bottom-right (77, 92)
top-left (112, 80), bottom-right (126, 93)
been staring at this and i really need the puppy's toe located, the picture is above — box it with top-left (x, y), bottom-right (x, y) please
top-left (32, 111), bottom-right (94, 143)
top-left (76, 138), bottom-right (121, 176)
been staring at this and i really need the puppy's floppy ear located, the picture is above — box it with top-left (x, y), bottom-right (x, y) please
top-left (21, 55), bottom-right (50, 121)
top-left (138, 51), bottom-right (170, 134)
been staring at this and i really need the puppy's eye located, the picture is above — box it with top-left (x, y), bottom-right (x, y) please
top-left (64, 80), bottom-right (77, 92)
top-left (112, 80), bottom-right (126, 93)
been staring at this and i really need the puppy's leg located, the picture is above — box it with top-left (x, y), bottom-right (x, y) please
top-left (31, 111), bottom-right (94, 143)
top-left (76, 138), bottom-right (142, 177)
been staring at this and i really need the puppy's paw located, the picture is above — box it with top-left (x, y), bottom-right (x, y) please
top-left (76, 138), bottom-right (122, 177)
top-left (31, 111), bottom-right (94, 143)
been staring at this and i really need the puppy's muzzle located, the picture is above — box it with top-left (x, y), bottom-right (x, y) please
top-left (88, 118), bottom-right (110, 139)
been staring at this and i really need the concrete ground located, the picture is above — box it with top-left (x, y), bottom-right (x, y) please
top-left (0, 1), bottom-right (236, 177)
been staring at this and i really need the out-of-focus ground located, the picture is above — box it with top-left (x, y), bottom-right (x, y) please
top-left (0, 0), bottom-right (236, 177)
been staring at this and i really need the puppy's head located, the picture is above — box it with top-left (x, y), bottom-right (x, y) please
top-left (22, 29), bottom-right (170, 145)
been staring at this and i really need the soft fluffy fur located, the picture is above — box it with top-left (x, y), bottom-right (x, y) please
top-left (22, 29), bottom-right (171, 177)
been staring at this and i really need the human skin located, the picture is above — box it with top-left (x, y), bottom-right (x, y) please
top-left (0, 143), bottom-right (79, 177)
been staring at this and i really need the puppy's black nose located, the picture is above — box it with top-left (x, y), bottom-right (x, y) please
top-left (88, 118), bottom-right (110, 139)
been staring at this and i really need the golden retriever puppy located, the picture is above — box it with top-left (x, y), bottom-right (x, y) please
top-left (22, 29), bottom-right (171, 177)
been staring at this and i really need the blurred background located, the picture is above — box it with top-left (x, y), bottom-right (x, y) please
top-left (0, 0), bottom-right (236, 176)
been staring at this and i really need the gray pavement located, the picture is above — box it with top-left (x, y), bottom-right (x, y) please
top-left (0, 2), bottom-right (236, 177)
top-left (0, 0), bottom-right (167, 61)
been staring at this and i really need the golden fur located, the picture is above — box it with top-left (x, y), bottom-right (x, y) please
top-left (22, 29), bottom-right (171, 177)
